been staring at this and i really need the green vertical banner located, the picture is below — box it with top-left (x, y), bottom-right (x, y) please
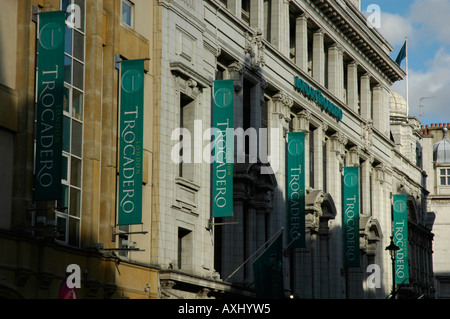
top-left (212, 80), bottom-right (234, 218)
top-left (118, 60), bottom-right (145, 225)
top-left (34, 11), bottom-right (65, 201)
top-left (393, 194), bottom-right (409, 284)
top-left (253, 231), bottom-right (284, 299)
top-left (343, 166), bottom-right (360, 268)
top-left (286, 132), bottom-right (305, 248)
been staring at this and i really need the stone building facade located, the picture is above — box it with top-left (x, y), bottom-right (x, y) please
top-left (0, 0), bottom-right (435, 299)
top-left (0, 0), bottom-right (159, 299)
top-left (155, 0), bottom-right (434, 299)
top-left (421, 123), bottom-right (450, 298)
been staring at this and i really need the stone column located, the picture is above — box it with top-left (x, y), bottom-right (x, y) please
top-left (271, 91), bottom-right (293, 233)
top-left (372, 84), bottom-right (383, 133)
top-left (328, 44), bottom-right (340, 98)
top-left (347, 62), bottom-right (359, 113)
top-left (313, 30), bottom-right (325, 86)
top-left (250, 0), bottom-right (264, 31)
top-left (383, 86), bottom-right (390, 137)
top-left (314, 123), bottom-right (326, 190)
top-left (227, 0), bottom-right (242, 17)
top-left (360, 74), bottom-right (372, 120)
top-left (328, 132), bottom-right (347, 296)
top-left (328, 44), bottom-right (344, 101)
top-left (360, 74), bottom-right (371, 120)
top-left (271, 0), bottom-right (290, 57)
top-left (338, 48), bottom-right (344, 101)
top-left (295, 14), bottom-right (308, 72)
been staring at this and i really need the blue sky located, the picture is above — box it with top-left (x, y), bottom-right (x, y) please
top-left (360, 0), bottom-right (450, 126)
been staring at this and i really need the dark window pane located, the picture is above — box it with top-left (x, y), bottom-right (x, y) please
top-left (63, 85), bottom-right (70, 113)
top-left (69, 218), bottom-right (80, 246)
top-left (63, 116), bottom-right (71, 152)
top-left (64, 55), bottom-right (72, 84)
top-left (73, 59), bottom-right (84, 89)
top-left (56, 216), bottom-right (67, 242)
top-left (71, 157), bottom-right (82, 188)
top-left (72, 88), bottom-right (83, 120)
top-left (71, 119), bottom-right (82, 157)
top-left (65, 25), bottom-right (72, 55)
top-left (62, 155), bottom-right (69, 181)
top-left (58, 184), bottom-right (69, 211)
top-left (70, 187), bottom-right (81, 217)
top-left (73, 30), bottom-right (84, 62)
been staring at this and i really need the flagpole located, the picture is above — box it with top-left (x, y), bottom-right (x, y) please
top-left (405, 36), bottom-right (409, 113)
top-left (224, 227), bottom-right (284, 282)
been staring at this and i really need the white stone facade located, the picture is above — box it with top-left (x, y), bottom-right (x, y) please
top-left (154, 0), bottom-right (433, 299)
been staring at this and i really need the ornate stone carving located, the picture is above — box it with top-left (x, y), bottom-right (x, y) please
top-left (348, 146), bottom-right (362, 166)
top-left (361, 120), bottom-right (373, 151)
top-left (228, 61), bottom-right (244, 92)
top-left (245, 29), bottom-right (266, 69)
top-left (330, 132), bottom-right (348, 161)
top-left (298, 110), bottom-right (311, 131)
top-left (272, 91), bottom-right (293, 133)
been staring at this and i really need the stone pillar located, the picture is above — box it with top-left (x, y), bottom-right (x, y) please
top-left (271, 91), bottom-right (293, 234)
top-left (250, 0), bottom-right (264, 31)
top-left (338, 48), bottom-right (344, 101)
top-left (295, 14), bottom-right (308, 72)
top-left (328, 132), bottom-right (347, 297)
top-left (328, 44), bottom-right (340, 98)
top-left (372, 84), bottom-right (383, 133)
top-left (383, 86), bottom-right (390, 136)
top-left (360, 74), bottom-right (371, 120)
top-left (313, 30), bottom-right (325, 86)
top-left (227, 0), bottom-right (242, 17)
top-left (314, 124), bottom-right (326, 190)
top-left (347, 62), bottom-right (359, 113)
top-left (271, 0), bottom-right (290, 57)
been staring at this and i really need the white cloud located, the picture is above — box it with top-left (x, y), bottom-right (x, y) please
top-left (379, 0), bottom-right (450, 125)
top-left (379, 12), bottom-right (413, 46)
top-left (392, 48), bottom-right (450, 124)
top-left (409, 0), bottom-right (450, 44)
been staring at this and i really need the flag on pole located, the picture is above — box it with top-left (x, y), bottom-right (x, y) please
top-left (395, 40), bottom-right (407, 66)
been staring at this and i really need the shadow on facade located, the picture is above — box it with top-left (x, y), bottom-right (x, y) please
top-left (208, 53), bottom-right (390, 299)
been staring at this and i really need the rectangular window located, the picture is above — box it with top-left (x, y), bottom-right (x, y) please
top-left (440, 169), bottom-right (450, 186)
top-left (178, 228), bottom-right (192, 270)
top-left (122, 0), bottom-right (134, 28)
top-left (242, 0), bottom-right (250, 25)
top-left (179, 93), bottom-right (195, 180)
